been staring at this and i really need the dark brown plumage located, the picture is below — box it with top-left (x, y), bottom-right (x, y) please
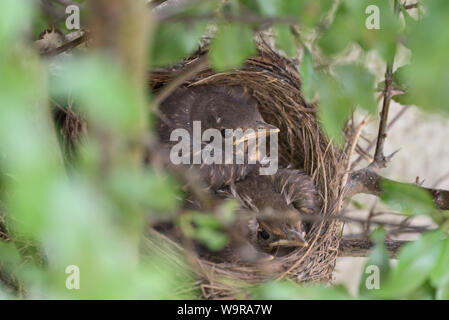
top-left (158, 84), bottom-right (277, 190)
top-left (157, 83), bottom-right (321, 256)
top-left (221, 168), bottom-right (320, 254)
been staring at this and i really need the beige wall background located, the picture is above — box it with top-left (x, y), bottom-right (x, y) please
top-left (333, 100), bottom-right (449, 296)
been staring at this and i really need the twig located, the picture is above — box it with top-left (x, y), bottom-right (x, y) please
top-left (341, 117), bottom-right (370, 189)
top-left (41, 31), bottom-right (89, 56)
top-left (338, 238), bottom-right (407, 258)
top-left (351, 106), bottom-right (408, 170)
top-left (403, 2), bottom-right (419, 10)
top-left (372, 64), bottom-right (394, 168)
top-left (345, 168), bottom-right (449, 211)
top-left (153, 55), bottom-right (209, 106)
top-left (370, 0), bottom-right (401, 169)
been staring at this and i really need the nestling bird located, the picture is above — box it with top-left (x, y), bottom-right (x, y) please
top-left (158, 84), bottom-right (278, 190)
top-left (157, 83), bottom-right (320, 257)
top-left (221, 168), bottom-right (320, 255)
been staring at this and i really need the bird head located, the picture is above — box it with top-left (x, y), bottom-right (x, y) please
top-left (248, 209), bottom-right (308, 254)
top-left (189, 85), bottom-right (279, 142)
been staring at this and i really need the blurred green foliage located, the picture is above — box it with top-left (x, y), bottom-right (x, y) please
top-left (1, 0), bottom-right (449, 300)
top-left (380, 180), bottom-right (436, 216)
top-left (209, 23), bottom-right (256, 71)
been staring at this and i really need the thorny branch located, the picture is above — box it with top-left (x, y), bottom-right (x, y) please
top-left (338, 0), bottom-right (449, 256)
top-left (345, 168), bottom-right (449, 211)
top-left (351, 106), bottom-right (408, 170)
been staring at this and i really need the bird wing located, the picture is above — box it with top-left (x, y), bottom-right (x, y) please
top-left (271, 168), bottom-right (320, 216)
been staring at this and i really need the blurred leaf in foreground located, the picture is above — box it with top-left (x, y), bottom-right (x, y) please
top-left (319, 0), bottom-right (400, 62)
top-left (380, 180), bottom-right (437, 216)
top-left (316, 65), bottom-right (376, 144)
top-left (107, 167), bottom-right (182, 215)
top-left (50, 55), bottom-right (147, 135)
top-left (358, 228), bottom-right (390, 297)
top-left (151, 22), bottom-right (207, 67)
top-left (179, 212), bottom-right (229, 251)
top-left (430, 236), bottom-right (449, 299)
top-left (274, 25), bottom-right (297, 57)
top-left (397, 1), bottom-right (449, 115)
top-left (300, 47), bottom-right (319, 102)
top-left (209, 23), bottom-right (256, 71)
top-left (379, 231), bottom-right (442, 299)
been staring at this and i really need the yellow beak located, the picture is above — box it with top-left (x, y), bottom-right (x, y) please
top-left (233, 127), bottom-right (280, 146)
top-left (268, 239), bottom-right (309, 248)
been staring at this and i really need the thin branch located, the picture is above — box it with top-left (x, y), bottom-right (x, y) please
top-left (372, 64), bottom-right (394, 168)
top-left (345, 168), bottom-right (449, 211)
top-left (338, 238), bottom-right (407, 258)
top-left (40, 31), bottom-right (89, 56)
top-left (403, 2), bottom-right (419, 10)
top-left (351, 105), bottom-right (408, 170)
top-left (337, 116), bottom-right (370, 211)
top-left (370, 0), bottom-right (400, 169)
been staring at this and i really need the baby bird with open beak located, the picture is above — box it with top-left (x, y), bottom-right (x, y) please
top-left (158, 84), bottom-right (278, 190)
top-left (223, 168), bottom-right (320, 256)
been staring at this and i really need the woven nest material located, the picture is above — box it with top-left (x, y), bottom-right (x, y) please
top-left (148, 43), bottom-right (346, 299)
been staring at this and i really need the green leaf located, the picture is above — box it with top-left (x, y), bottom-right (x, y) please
top-left (195, 228), bottom-right (229, 251)
top-left (274, 25), bottom-right (297, 57)
top-left (107, 168), bottom-right (182, 214)
top-left (358, 228), bottom-right (390, 297)
top-left (50, 55), bottom-right (147, 134)
top-left (315, 64), bottom-right (376, 144)
top-left (316, 73), bottom-right (352, 145)
top-left (178, 212), bottom-right (229, 251)
top-left (0, 0), bottom-right (33, 44)
top-left (299, 47), bottom-right (318, 102)
top-left (0, 241), bottom-right (21, 265)
top-left (216, 199), bottom-right (238, 226)
top-left (240, 0), bottom-right (333, 28)
top-left (319, 0), bottom-right (400, 62)
top-left (209, 23), bottom-right (256, 71)
top-left (397, 1), bottom-right (449, 115)
top-left (151, 22), bottom-right (207, 67)
top-left (279, 0), bottom-right (334, 27)
top-left (436, 274), bottom-right (449, 300)
top-left (335, 65), bottom-right (377, 114)
top-left (380, 180), bottom-right (437, 216)
top-left (380, 231), bottom-right (443, 299)
top-left (239, 0), bottom-right (281, 17)
top-left (430, 236), bottom-right (449, 288)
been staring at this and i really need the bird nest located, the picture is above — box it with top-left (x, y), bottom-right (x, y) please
top-left (148, 44), bottom-right (346, 299)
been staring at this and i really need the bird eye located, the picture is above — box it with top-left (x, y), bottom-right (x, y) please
top-left (258, 229), bottom-right (270, 240)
